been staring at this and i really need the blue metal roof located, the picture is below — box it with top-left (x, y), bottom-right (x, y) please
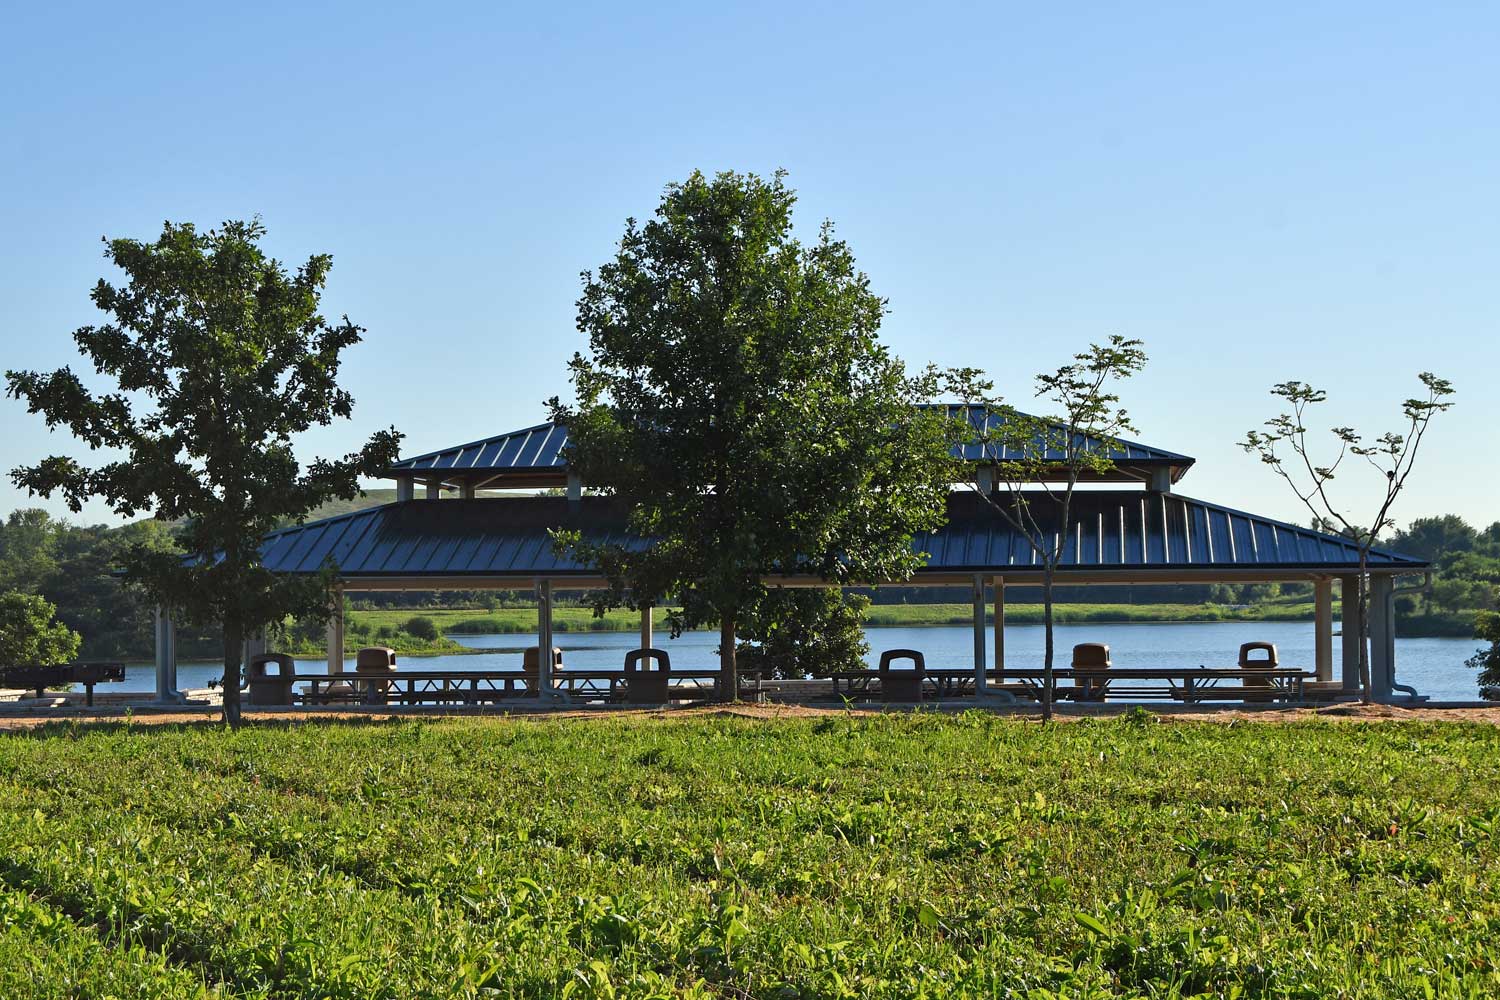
top-left (257, 492), bottom-right (1423, 580)
top-left (933, 404), bottom-right (1193, 467)
top-left (928, 491), bottom-right (1422, 571)
top-left (259, 496), bottom-right (636, 577)
top-left (388, 409), bottom-right (1196, 485)
top-left (389, 421), bottom-right (569, 476)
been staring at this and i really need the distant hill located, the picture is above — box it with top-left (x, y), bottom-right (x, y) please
top-left (303, 489), bottom-right (399, 521)
top-left (300, 488), bottom-right (538, 522)
top-left (101, 489), bottom-right (401, 535)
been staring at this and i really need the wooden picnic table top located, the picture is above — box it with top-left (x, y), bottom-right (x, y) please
top-left (831, 667), bottom-right (1314, 680)
top-left (827, 665), bottom-right (1317, 704)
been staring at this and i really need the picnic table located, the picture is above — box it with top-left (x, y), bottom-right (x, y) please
top-left (994, 667), bottom-right (1314, 703)
top-left (830, 668), bottom-right (979, 700)
top-left (0, 662), bottom-right (126, 707)
top-left (829, 667), bottom-right (1315, 704)
top-left (292, 667), bottom-right (759, 706)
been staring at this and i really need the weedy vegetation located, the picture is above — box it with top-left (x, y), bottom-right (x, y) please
top-left (0, 715), bottom-right (1498, 997)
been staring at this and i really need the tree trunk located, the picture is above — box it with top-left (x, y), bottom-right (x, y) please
top-left (719, 614), bottom-right (738, 703)
top-left (222, 623), bottom-right (243, 729)
top-left (1041, 565), bottom-right (1056, 724)
top-left (1357, 550), bottom-right (1372, 706)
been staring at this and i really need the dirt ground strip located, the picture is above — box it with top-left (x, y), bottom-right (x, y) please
top-left (1, 698), bottom-right (1499, 730)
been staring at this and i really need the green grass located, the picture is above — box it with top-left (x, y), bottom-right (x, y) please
top-left (861, 601), bottom-right (1322, 627)
top-left (277, 630), bottom-right (472, 658)
top-left (348, 601), bottom-right (1325, 638)
top-left (1, 714), bottom-right (1499, 997)
top-left (354, 605), bottom-right (664, 635)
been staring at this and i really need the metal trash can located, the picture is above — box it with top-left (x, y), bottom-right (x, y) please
top-left (1070, 642), bottom-right (1111, 702)
top-left (522, 646), bottom-right (563, 696)
top-left (878, 649), bottom-right (926, 702)
top-left (355, 646), bottom-right (398, 705)
top-left (246, 653), bottom-right (296, 706)
top-left (624, 648), bottom-right (671, 704)
top-left (522, 646), bottom-right (563, 673)
top-left (1239, 641), bottom-right (1278, 702)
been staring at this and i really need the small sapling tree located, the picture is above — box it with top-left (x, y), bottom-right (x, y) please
top-left (6, 219), bottom-right (402, 725)
top-left (1241, 373), bottom-right (1454, 704)
top-left (950, 336), bottom-right (1148, 721)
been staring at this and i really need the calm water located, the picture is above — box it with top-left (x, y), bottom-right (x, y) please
top-left (126, 622), bottom-right (1487, 702)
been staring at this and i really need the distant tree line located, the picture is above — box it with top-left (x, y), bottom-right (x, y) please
top-left (1388, 515), bottom-right (1500, 614)
top-left (0, 508), bottom-right (220, 661)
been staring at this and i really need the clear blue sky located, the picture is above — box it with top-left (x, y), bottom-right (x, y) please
top-left (2, 2), bottom-right (1494, 531)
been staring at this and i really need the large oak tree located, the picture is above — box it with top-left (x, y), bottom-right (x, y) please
top-left (6, 219), bottom-right (401, 725)
top-left (552, 170), bottom-right (960, 698)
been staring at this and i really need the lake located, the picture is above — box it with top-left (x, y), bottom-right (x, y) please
top-left (127, 621), bottom-right (1488, 703)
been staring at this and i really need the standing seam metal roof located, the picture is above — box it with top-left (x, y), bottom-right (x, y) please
top-left (391, 421), bottom-right (570, 473)
top-left (255, 492), bottom-right (1423, 578)
top-left (387, 410), bottom-right (1195, 479)
top-left (934, 404), bottom-right (1194, 465)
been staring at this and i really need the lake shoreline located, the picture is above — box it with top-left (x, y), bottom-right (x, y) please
top-left (222, 610), bottom-right (1478, 663)
top-left (136, 621), bottom-right (1483, 701)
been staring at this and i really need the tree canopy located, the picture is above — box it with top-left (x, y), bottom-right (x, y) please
top-left (0, 509), bottom-right (185, 660)
top-left (551, 170), bottom-right (961, 696)
top-left (1393, 515), bottom-right (1478, 562)
top-left (736, 588), bottom-right (870, 680)
top-left (1469, 611), bottom-right (1500, 700)
top-left (0, 591), bottom-right (80, 667)
top-left (6, 219), bottom-right (401, 723)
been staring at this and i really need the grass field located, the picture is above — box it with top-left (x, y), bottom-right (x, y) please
top-left (1, 714), bottom-right (1498, 997)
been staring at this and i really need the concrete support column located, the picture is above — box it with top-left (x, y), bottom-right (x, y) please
top-left (640, 605), bottom-right (653, 656)
top-left (975, 467), bottom-right (994, 495)
top-left (244, 632), bottom-right (267, 665)
top-left (537, 579), bottom-right (555, 702)
top-left (395, 475), bottom-right (414, 502)
top-left (993, 576), bottom-right (1006, 671)
top-left (566, 472), bottom-right (582, 506)
top-left (1313, 577), bottom-right (1334, 682)
top-left (972, 574), bottom-right (987, 695)
top-left (326, 593), bottom-right (345, 674)
top-left (1339, 574), bottom-right (1362, 693)
top-left (1369, 575), bottom-right (1397, 702)
top-left (460, 481), bottom-right (476, 500)
top-left (153, 606), bottom-right (185, 704)
top-left (424, 479), bottom-right (441, 500)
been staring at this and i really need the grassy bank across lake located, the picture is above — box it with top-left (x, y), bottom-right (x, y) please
top-left (279, 598), bottom-right (1473, 656)
top-left (1, 714), bottom-right (1497, 997)
top-left (350, 600), bottom-right (1330, 638)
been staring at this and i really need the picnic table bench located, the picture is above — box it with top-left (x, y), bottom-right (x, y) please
top-left (830, 668), bottom-right (982, 700)
top-left (830, 667), bottom-right (1315, 704)
top-left (291, 667), bottom-right (758, 706)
